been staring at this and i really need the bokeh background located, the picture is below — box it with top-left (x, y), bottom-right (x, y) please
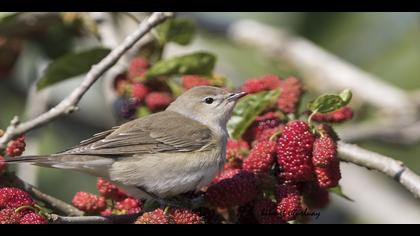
top-left (1, 12), bottom-right (420, 223)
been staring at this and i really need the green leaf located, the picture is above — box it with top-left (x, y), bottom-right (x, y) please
top-left (138, 39), bottom-right (164, 64)
top-left (329, 185), bottom-right (354, 202)
top-left (339, 89), bottom-right (352, 105)
top-left (166, 79), bottom-right (184, 97)
top-left (37, 47), bottom-right (111, 90)
top-left (208, 74), bottom-right (227, 87)
top-left (136, 106), bottom-right (151, 118)
top-left (308, 89), bottom-right (352, 113)
top-left (0, 13), bottom-right (24, 36)
top-left (308, 94), bottom-right (344, 113)
top-left (157, 18), bottom-right (195, 45)
top-left (144, 52), bottom-right (216, 80)
top-left (0, 12), bottom-right (18, 21)
top-left (227, 90), bottom-right (281, 139)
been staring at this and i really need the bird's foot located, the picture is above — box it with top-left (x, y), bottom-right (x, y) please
top-left (155, 197), bottom-right (185, 208)
top-left (154, 195), bottom-right (206, 209)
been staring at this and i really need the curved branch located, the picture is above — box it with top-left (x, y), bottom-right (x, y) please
top-left (50, 213), bottom-right (141, 224)
top-left (338, 120), bottom-right (420, 145)
top-left (0, 12), bottom-right (172, 150)
top-left (338, 141), bottom-right (420, 199)
top-left (90, 12), bottom-right (156, 123)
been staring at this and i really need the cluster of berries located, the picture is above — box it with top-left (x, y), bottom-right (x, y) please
top-left (114, 57), bottom-right (223, 119)
top-left (202, 121), bottom-right (341, 224)
top-left (114, 56), bottom-right (172, 119)
top-left (0, 135), bottom-right (44, 224)
top-left (5, 136), bottom-right (26, 157)
top-left (72, 178), bottom-right (142, 216)
top-left (0, 187), bottom-right (48, 224)
top-left (72, 177), bottom-right (209, 224)
top-left (135, 208), bottom-right (205, 224)
top-left (203, 75), bottom-right (351, 224)
top-left (0, 135), bottom-right (26, 174)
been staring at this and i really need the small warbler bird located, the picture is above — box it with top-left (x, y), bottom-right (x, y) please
top-left (6, 86), bottom-right (247, 202)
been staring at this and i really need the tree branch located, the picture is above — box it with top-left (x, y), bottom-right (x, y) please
top-left (0, 12), bottom-right (172, 150)
top-left (49, 213), bottom-right (141, 224)
top-left (338, 120), bottom-right (420, 145)
top-left (338, 141), bottom-right (420, 199)
top-left (90, 12), bottom-right (156, 122)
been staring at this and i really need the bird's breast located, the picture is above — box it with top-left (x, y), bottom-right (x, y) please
top-left (195, 144), bottom-right (226, 189)
top-left (109, 143), bottom-right (226, 198)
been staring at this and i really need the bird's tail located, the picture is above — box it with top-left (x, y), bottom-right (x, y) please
top-left (3, 155), bottom-right (81, 170)
top-left (3, 155), bottom-right (52, 165)
top-left (3, 154), bottom-right (114, 176)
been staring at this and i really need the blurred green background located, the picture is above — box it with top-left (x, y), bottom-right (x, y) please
top-left (1, 12), bottom-right (420, 223)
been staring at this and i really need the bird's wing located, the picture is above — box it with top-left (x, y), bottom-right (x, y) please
top-left (60, 111), bottom-right (216, 156)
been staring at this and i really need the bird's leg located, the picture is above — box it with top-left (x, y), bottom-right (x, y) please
top-left (190, 195), bottom-right (206, 208)
top-left (154, 197), bottom-right (187, 208)
top-left (155, 195), bottom-right (206, 209)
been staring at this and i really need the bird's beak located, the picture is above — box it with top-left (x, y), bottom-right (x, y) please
top-left (227, 91), bottom-right (248, 102)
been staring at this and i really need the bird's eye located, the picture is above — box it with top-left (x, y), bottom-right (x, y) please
top-left (204, 97), bottom-right (214, 104)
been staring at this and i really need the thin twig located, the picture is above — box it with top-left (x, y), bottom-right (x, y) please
top-left (49, 213), bottom-right (141, 224)
top-left (0, 172), bottom-right (84, 216)
top-left (338, 141), bottom-right (420, 199)
top-left (0, 12), bottom-right (172, 150)
top-left (90, 12), bottom-right (157, 123)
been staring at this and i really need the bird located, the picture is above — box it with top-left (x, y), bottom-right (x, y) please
top-left (5, 86), bottom-right (247, 203)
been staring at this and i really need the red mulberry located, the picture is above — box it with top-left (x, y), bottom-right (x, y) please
top-left (72, 192), bottom-right (106, 213)
top-left (277, 77), bottom-right (303, 114)
top-left (205, 170), bottom-right (257, 208)
top-left (135, 209), bottom-right (170, 224)
top-left (277, 121), bottom-right (315, 182)
top-left (128, 56), bottom-right (149, 81)
top-left (97, 178), bottom-right (127, 200)
top-left (145, 92), bottom-right (173, 111)
top-left (182, 75), bottom-right (210, 90)
top-left (0, 187), bottom-right (34, 209)
top-left (243, 140), bottom-right (276, 174)
top-left (131, 83), bottom-right (149, 100)
top-left (6, 136), bottom-right (26, 157)
top-left (19, 212), bottom-right (48, 224)
top-left (312, 107), bottom-right (353, 123)
top-left (314, 159), bottom-right (341, 189)
top-left (169, 208), bottom-right (204, 224)
top-left (312, 135), bottom-right (337, 167)
top-left (276, 184), bottom-right (302, 222)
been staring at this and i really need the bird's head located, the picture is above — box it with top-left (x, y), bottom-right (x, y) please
top-left (166, 86), bottom-right (247, 130)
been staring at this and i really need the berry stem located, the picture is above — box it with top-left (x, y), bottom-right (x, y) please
top-left (15, 205), bottom-right (39, 214)
top-left (269, 130), bottom-right (283, 141)
top-left (307, 108), bottom-right (319, 125)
